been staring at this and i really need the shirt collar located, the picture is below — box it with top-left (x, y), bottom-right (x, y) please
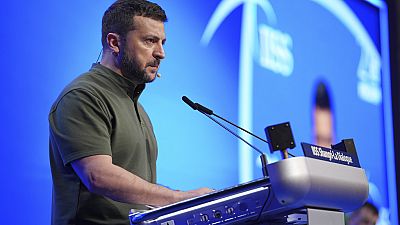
top-left (90, 63), bottom-right (146, 101)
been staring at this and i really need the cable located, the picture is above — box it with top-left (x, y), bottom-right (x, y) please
top-left (252, 185), bottom-right (272, 223)
top-left (96, 49), bottom-right (103, 63)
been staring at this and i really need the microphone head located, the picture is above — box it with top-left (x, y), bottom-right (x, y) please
top-left (182, 96), bottom-right (198, 110)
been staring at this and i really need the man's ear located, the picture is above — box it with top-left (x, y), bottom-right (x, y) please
top-left (106, 33), bottom-right (120, 55)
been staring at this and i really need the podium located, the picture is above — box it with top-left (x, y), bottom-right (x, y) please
top-left (258, 156), bottom-right (368, 224)
top-left (129, 156), bottom-right (368, 225)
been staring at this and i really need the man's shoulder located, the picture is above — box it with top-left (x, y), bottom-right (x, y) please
top-left (63, 70), bottom-right (100, 94)
top-left (49, 69), bottom-right (108, 113)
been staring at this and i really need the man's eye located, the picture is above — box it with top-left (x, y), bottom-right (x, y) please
top-left (145, 39), bottom-right (155, 44)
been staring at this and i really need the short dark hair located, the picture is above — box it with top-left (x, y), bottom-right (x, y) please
top-left (363, 202), bottom-right (379, 216)
top-left (315, 80), bottom-right (332, 110)
top-left (102, 0), bottom-right (167, 48)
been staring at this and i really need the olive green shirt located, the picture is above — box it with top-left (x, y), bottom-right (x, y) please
top-left (49, 63), bottom-right (158, 225)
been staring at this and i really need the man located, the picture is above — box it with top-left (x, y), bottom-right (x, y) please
top-left (49, 1), bottom-right (211, 224)
top-left (312, 80), bottom-right (335, 148)
top-left (348, 202), bottom-right (379, 225)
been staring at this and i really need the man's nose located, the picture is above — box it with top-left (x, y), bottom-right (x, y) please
top-left (154, 43), bottom-right (165, 60)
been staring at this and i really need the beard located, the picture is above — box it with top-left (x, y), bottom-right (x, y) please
top-left (118, 48), bottom-right (159, 84)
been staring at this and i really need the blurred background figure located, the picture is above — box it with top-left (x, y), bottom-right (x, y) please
top-left (312, 80), bottom-right (335, 148)
top-left (347, 202), bottom-right (379, 225)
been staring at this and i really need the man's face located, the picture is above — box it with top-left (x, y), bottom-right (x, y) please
top-left (349, 207), bottom-right (379, 225)
top-left (118, 16), bottom-right (166, 84)
top-left (313, 107), bottom-right (334, 148)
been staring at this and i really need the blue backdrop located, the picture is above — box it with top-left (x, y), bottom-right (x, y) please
top-left (0, 0), bottom-right (396, 224)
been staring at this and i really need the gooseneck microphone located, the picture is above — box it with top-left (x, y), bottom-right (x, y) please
top-left (182, 96), bottom-right (268, 144)
top-left (182, 96), bottom-right (197, 110)
top-left (182, 96), bottom-right (269, 177)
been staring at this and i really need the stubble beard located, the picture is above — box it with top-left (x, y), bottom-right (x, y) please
top-left (119, 48), bottom-right (155, 84)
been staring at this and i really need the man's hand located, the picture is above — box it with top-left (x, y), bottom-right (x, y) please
top-left (175, 188), bottom-right (214, 202)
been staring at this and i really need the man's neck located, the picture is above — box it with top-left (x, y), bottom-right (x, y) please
top-left (100, 52), bottom-right (123, 77)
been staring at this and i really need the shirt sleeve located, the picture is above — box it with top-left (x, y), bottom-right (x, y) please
top-left (49, 89), bottom-right (112, 165)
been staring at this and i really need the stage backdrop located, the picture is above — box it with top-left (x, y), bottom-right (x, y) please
top-left (0, 0), bottom-right (397, 224)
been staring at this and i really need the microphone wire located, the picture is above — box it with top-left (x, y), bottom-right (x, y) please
top-left (96, 49), bottom-right (103, 63)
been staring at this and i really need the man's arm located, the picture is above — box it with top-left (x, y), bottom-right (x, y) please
top-left (71, 155), bottom-right (211, 206)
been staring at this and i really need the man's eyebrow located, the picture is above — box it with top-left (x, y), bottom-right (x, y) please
top-left (144, 34), bottom-right (167, 44)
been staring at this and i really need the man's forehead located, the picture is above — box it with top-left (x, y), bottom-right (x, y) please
top-left (131, 16), bottom-right (166, 37)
